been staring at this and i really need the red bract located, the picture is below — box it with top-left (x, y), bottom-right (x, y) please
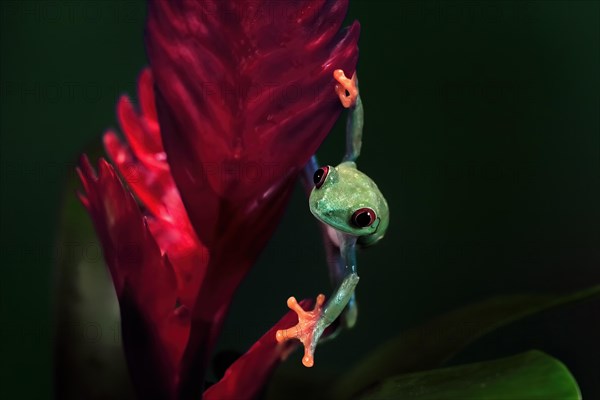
top-left (78, 1), bottom-right (358, 398)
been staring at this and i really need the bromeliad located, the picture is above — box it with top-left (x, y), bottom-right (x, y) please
top-left (77, 1), bottom-right (359, 398)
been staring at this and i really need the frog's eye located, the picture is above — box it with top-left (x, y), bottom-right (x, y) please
top-left (351, 208), bottom-right (376, 228)
top-left (313, 166), bottom-right (329, 189)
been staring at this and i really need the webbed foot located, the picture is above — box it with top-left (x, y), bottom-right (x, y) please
top-left (334, 69), bottom-right (358, 108)
top-left (276, 294), bottom-right (325, 367)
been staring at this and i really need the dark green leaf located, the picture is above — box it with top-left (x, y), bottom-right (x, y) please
top-left (358, 350), bottom-right (580, 400)
top-left (332, 286), bottom-right (599, 399)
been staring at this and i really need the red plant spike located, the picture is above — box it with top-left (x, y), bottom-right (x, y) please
top-left (78, 1), bottom-right (359, 398)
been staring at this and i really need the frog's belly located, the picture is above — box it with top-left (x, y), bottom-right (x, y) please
top-left (326, 224), bottom-right (341, 248)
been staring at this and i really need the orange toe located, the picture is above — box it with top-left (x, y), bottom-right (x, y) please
top-left (302, 354), bottom-right (314, 368)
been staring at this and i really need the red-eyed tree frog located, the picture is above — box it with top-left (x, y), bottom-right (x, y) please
top-left (276, 70), bottom-right (389, 367)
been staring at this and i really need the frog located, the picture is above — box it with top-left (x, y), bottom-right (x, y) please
top-left (276, 69), bottom-right (389, 368)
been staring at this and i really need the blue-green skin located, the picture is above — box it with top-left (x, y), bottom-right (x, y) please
top-left (298, 75), bottom-right (389, 358)
top-left (309, 162), bottom-right (389, 248)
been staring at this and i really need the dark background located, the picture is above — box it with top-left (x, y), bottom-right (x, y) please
top-left (1, 1), bottom-right (598, 398)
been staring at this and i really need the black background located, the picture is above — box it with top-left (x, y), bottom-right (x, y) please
top-left (1, 1), bottom-right (599, 398)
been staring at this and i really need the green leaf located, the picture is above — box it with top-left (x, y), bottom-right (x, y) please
top-left (358, 350), bottom-right (580, 400)
top-left (332, 286), bottom-right (599, 399)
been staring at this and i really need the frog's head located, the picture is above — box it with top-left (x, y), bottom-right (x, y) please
top-left (309, 162), bottom-right (388, 245)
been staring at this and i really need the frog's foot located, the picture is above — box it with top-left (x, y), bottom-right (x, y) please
top-left (333, 69), bottom-right (358, 108)
top-left (276, 294), bottom-right (326, 367)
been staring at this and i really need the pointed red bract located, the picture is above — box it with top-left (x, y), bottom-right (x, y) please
top-left (77, 156), bottom-right (189, 397)
top-left (104, 69), bottom-right (208, 308)
top-left (146, 0), bottom-right (359, 246)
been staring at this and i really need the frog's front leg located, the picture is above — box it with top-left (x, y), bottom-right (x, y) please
top-left (276, 232), bottom-right (360, 367)
top-left (334, 69), bottom-right (363, 163)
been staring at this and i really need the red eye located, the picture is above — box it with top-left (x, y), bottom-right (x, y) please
top-left (313, 166), bottom-right (329, 189)
top-left (351, 208), bottom-right (376, 228)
